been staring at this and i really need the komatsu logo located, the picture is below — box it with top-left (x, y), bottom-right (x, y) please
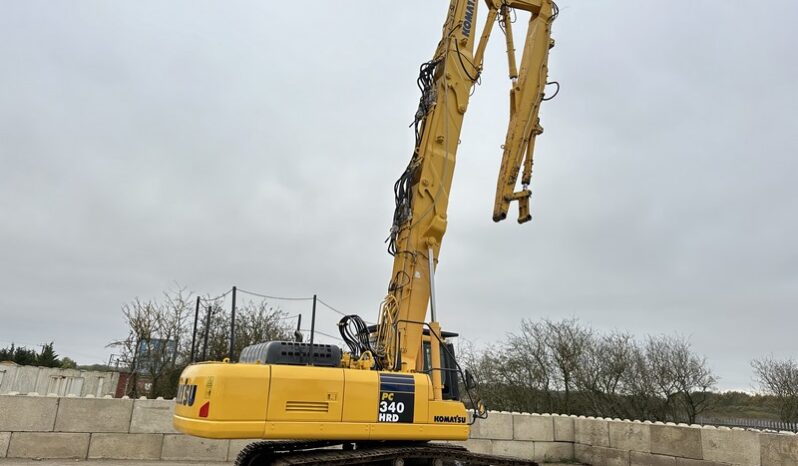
top-left (462, 0), bottom-right (476, 38)
top-left (434, 415), bottom-right (467, 424)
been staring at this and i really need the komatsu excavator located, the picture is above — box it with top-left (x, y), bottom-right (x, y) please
top-left (174, 0), bottom-right (558, 464)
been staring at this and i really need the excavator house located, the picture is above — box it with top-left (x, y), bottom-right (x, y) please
top-left (174, 0), bottom-right (558, 464)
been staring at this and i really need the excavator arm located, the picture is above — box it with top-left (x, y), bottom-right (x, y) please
top-left (375, 0), bottom-right (558, 399)
top-left (493, 0), bottom-right (558, 223)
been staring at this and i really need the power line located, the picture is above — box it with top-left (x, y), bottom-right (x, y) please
top-left (316, 298), bottom-right (348, 317)
top-left (199, 288), bottom-right (233, 302)
top-left (197, 286), bottom-right (374, 326)
top-left (300, 328), bottom-right (343, 342)
top-left (237, 288), bottom-right (314, 302)
top-left (317, 298), bottom-right (375, 325)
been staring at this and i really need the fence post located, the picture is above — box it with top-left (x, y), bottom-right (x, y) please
top-left (201, 305), bottom-right (212, 361)
top-left (190, 296), bottom-right (200, 363)
top-left (294, 315), bottom-right (303, 342)
top-left (308, 295), bottom-right (317, 365)
top-left (230, 286), bottom-right (237, 361)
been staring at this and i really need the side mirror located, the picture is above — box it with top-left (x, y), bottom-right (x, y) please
top-left (464, 370), bottom-right (477, 391)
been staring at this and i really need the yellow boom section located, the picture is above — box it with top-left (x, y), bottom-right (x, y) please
top-left (493, 0), bottom-right (557, 223)
top-left (377, 0), bottom-right (557, 383)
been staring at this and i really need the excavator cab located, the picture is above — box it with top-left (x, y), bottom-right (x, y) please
top-left (420, 329), bottom-right (461, 401)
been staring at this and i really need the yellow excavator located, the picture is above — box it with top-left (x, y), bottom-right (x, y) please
top-left (174, 0), bottom-right (558, 464)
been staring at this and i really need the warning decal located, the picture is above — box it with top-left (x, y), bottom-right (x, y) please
top-left (377, 373), bottom-right (415, 423)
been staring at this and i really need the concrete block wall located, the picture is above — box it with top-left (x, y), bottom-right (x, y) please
top-left (2, 394), bottom-right (798, 465)
top-left (570, 415), bottom-right (798, 466)
top-left (0, 394), bottom-right (239, 462)
top-left (457, 412), bottom-right (576, 463)
top-left (457, 413), bottom-right (798, 466)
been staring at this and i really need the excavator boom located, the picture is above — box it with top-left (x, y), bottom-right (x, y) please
top-left (376, 0), bottom-right (557, 395)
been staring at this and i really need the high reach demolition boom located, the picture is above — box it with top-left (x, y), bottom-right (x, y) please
top-left (375, 0), bottom-right (557, 397)
top-left (173, 2), bottom-right (559, 463)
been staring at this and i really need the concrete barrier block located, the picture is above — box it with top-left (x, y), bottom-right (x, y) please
top-left (534, 441), bottom-right (574, 462)
top-left (575, 417), bottom-right (610, 447)
top-left (651, 424), bottom-right (702, 459)
top-left (554, 416), bottom-right (575, 442)
top-left (11, 368), bottom-right (38, 394)
top-left (55, 397), bottom-right (133, 433)
top-left (493, 439), bottom-right (534, 459)
top-left (0, 432), bottom-right (10, 458)
top-left (676, 458), bottom-right (732, 466)
top-left (574, 443), bottom-right (594, 464)
top-left (701, 428), bottom-right (759, 465)
top-left (161, 434), bottom-right (229, 461)
top-left (0, 395), bottom-right (58, 431)
top-left (513, 414), bottom-right (554, 441)
top-left (591, 445), bottom-right (631, 466)
top-left (7, 432), bottom-right (90, 459)
top-left (88, 433), bottom-right (163, 460)
top-left (470, 412), bottom-right (513, 440)
top-left (130, 399), bottom-right (178, 434)
top-left (631, 451), bottom-right (677, 466)
top-left (609, 420), bottom-right (651, 452)
top-left (760, 432), bottom-right (798, 466)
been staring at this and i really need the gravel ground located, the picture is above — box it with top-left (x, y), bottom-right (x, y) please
top-left (0, 461), bottom-right (579, 465)
top-left (0, 462), bottom-right (224, 466)
top-left (0, 462), bottom-right (225, 466)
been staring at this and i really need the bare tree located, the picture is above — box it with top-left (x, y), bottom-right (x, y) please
top-left (542, 318), bottom-right (592, 414)
top-left (620, 342), bottom-right (660, 421)
top-left (576, 332), bottom-right (638, 419)
top-left (457, 341), bottom-right (516, 411)
top-left (110, 287), bottom-right (191, 398)
top-left (752, 357), bottom-right (798, 422)
top-left (460, 318), bottom-right (717, 422)
top-left (502, 321), bottom-right (556, 412)
top-left (646, 335), bottom-right (717, 423)
top-left (113, 287), bottom-right (293, 398)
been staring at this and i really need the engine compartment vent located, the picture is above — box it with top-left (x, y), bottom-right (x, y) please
top-left (285, 401), bottom-right (329, 413)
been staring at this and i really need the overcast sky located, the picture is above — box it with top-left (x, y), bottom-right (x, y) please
top-left (0, 1), bottom-right (796, 390)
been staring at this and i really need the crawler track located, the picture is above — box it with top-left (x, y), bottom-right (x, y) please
top-left (235, 440), bottom-right (539, 465)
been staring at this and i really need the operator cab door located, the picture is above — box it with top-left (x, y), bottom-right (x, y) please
top-left (421, 341), bottom-right (460, 401)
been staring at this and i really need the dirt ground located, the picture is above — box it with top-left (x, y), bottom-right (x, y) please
top-left (0, 460), bottom-right (579, 466)
top-left (0, 462), bottom-right (224, 466)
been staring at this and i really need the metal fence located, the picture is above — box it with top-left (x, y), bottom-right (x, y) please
top-left (696, 416), bottom-right (798, 433)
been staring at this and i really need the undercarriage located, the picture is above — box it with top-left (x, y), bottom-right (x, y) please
top-left (234, 440), bottom-right (539, 466)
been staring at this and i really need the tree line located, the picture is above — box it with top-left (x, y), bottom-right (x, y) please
top-left (0, 342), bottom-right (77, 369)
top-left (460, 318), bottom-right (717, 424)
top-left (460, 318), bottom-right (798, 425)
